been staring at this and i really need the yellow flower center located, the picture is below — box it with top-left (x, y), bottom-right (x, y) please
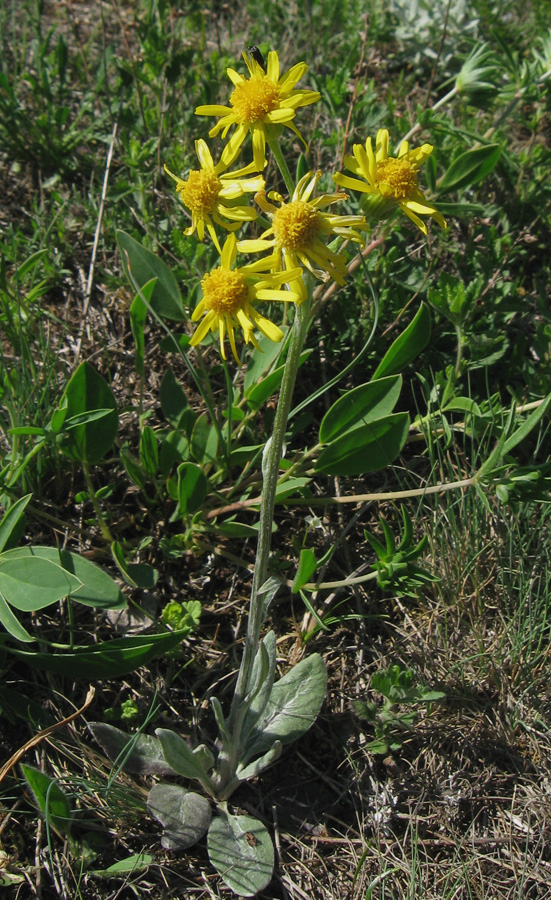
top-left (230, 75), bottom-right (281, 123)
top-left (201, 267), bottom-right (249, 315)
top-left (376, 157), bottom-right (418, 200)
top-left (178, 169), bottom-right (221, 214)
top-left (272, 200), bottom-right (322, 250)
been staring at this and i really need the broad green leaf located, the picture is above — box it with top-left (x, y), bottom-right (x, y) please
top-left (244, 330), bottom-right (287, 391)
top-left (93, 854), bottom-right (153, 877)
top-left (4, 630), bottom-right (186, 678)
top-left (190, 414), bottom-right (218, 465)
top-left (274, 476), bottom-right (311, 500)
top-left (373, 305), bottom-right (431, 379)
top-left (0, 546), bottom-right (125, 609)
top-left (139, 426), bottom-right (159, 479)
top-left (89, 722), bottom-right (177, 775)
top-left (175, 462), bottom-right (208, 516)
top-left (245, 350), bottom-right (311, 411)
top-left (0, 493), bottom-right (32, 553)
top-left (207, 810), bottom-right (274, 897)
top-left (243, 653), bottom-right (326, 763)
top-left (319, 375), bottom-right (402, 443)
top-left (111, 541), bottom-right (158, 590)
top-left (160, 367), bottom-right (196, 433)
top-left (160, 430), bottom-right (191, 476)
top-left (292, 548), bottom-right (318, 593)
top-left (438, 144), bottom-right (502, 193)
top-left (147, 784), bottom-right (211, 850)
top-left (130, 279), bottom-right (156, 380)
top-left (20, 765), bottom-right (72, 832)
top-left (56, 362), bottom-right (118, 464)
top-left (0, 591), bottom-right (34, 642)
top-left (117, 230), bottom-right (185, 321)
top-left (0, 557), bottom-right (81, 611)
top-left (315, 413), bottom-right (410, 476)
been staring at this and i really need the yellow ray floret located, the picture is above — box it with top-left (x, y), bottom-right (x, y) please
top-left (195, 49), bottom-right (320, 172)
top-left (334, 128), bottom-right (447, 235)
top-left (190, 233), bottom-right (303, 363)
top-left (164, 139), bottom-right (264, 252)
top-left (238, 170), bottom-right (367, 296)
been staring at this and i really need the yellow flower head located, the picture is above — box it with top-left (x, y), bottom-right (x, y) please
top-left (238, 170), bottom-right (367, 295)
top-left (190, 233), bottom-right (303, 363)
top-left (164, 139), bottom-right (265, 252)
top-left (334, 128), bottom-right (447, 234)
top-left (195, 49), bottom-right (320, 172)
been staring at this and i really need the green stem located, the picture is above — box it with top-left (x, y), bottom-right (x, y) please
top-left (267, 137), bottom-right (296, 197)
top-left (228, 297), bottom-right (311, 726)
top-left (82, 461), bottom-right (114, 542)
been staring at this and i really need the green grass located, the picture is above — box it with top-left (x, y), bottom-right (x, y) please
top-left (1, 0), bottom-right (551, 897)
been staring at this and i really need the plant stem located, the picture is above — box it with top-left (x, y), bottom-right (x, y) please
top-left (82, 461), bottom-right (114, 542)
top-left (267, 137), bottom-right (296, 197)
top-left (228, 297), bottom-right (310, 726)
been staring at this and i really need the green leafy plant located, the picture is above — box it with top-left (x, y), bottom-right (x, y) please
top-left (353, 664), bottom-right (445, 755)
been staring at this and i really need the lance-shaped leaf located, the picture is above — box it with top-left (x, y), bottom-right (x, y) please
top-left (147, 784), bottom-right (211, 850)
top-left (236, 741), bottom-right (282, 782)
top-left (207, 808), bottom-right (274, 897)
top-left (319, 375), bottom-right (402, 443)
top-left (239, 631), bottom-right (277, 741)
top-left (20, 765), bottom-right (72, 834)
top-left (242, 653), bottom-right (326, 764)
top-left (88, 723), bottom-right (177, 776)
top-left (56, 362), bottom-right (118, 464)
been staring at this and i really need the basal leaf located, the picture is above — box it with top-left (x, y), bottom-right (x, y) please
top-left (117, 230), bottom-right (185, 321)
top-left (315, 413), bottom-right (410, 476)
top-left (207, 810), bottom-right (274, 897)
top-left (56, 362), bottom-right (118, 464)
top-left (147, 784), bottom-right (211, 850)
top-left (373, 305), bottom-right (431, 379)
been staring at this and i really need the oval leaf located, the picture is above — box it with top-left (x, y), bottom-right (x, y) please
top-left (20, 764), bottom-right (72, 832)
top-left (373, 305), bottom-right (431, 379)
top-left (0, 547), bottom-right (125, 609)
top-left (57, 362), bottom-right (118, 464)
top-left (319, 375), bottom-right (402, 443)
top-left (243, 652), bottom-right (326, 762)
top-left (438, 143), bottom-right (502, 194)
top-left (147, 784), bottom-right (211, 850)
top-left (315, 413), bottom-right (410, 476)
top-left (207, 811), bottom-right (274, 897)
top-left (88, 722), bottom-right (177, 776)
top-left (117, 230), bottom-right (185, 321)
top-left (0, 557), bottom-right (81, 611)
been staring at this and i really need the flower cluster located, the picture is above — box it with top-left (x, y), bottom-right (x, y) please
top-left (165, 50), bottom-right (446, 362)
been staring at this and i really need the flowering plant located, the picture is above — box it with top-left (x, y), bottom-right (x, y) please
top-left (93, 46), bottom-right (451, 897)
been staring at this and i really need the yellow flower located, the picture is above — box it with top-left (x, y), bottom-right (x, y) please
top-left (334, 128), bottom-right (447, 234)
top-left (195, 49), bottom-right (320, 172)
top-left (190, 233), bottom-right (303, 363)
top-left (164, 139), bottom-right (265, 252)
top-left (238, 170), bottom-right (367, 295)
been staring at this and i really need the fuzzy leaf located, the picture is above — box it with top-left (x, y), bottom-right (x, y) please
top-left (89, 723), bottom-right (177, 776)
top-left (207, 810), bottom-right (274, 897)
top-left (147, 784), bottom-right (211, 850)
top-left (243, 653), bottom-right (326, 763)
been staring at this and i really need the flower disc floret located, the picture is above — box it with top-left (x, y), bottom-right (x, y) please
top-left (179, 169), bottom-right (222, 214)
top-left (334, 128), bottom-right (446, 235)
top-left (201, 268), bottom-right (249, 315)
top-left (230, 76), bottom-right (281, 123)
top-left (272, 200), bottom-right (322, 249)
top-left (195, 49), bottom-right (320, 171)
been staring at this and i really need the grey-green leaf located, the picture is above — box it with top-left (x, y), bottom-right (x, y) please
top-left (89, 723), bottom-right (177, 776)
top-left (207, 810), bottom-right (274, 897)
top-left (147, 784), bottom-right (211, 850)
top-left (243, 653), bottom-right (326, 763)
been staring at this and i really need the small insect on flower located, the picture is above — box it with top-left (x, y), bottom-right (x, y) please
top-left (247, 45), bottom-right (266, 72)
